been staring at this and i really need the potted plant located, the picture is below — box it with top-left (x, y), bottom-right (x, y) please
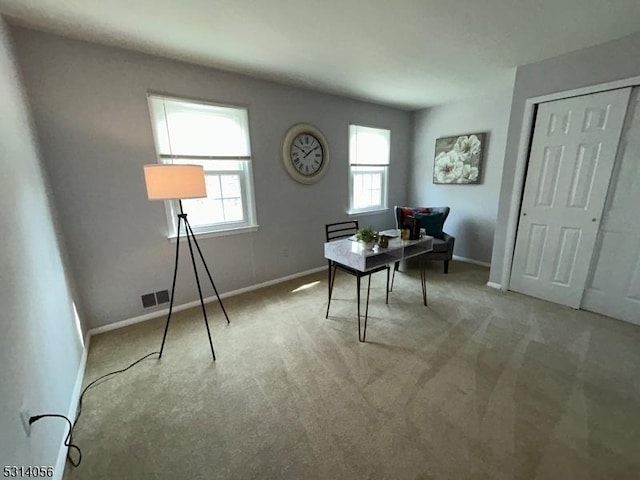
top-left (356, 227), bottom-right (378, 250)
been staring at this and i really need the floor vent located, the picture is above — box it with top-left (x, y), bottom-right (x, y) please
top-left (155, 290), bottom-right (170, 304)
top-left (141, 293), bottom-right (157, 308)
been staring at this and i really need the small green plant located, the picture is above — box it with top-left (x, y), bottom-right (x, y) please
top-left (356, 227), bottom-right (377, 243)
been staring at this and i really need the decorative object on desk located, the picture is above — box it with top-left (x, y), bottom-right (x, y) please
top-left (404, 216), bottom-right (421, 240)
top-left (433, 132), bottom-right (485, 184)
top-left (282, 123), bottom-right (330, 184)
top-left (378, 235), bottom-right (389, 248)
top-left (143, 164), bottom-right (230, 361)
top-left (355, 227), bottom-right (377, 250)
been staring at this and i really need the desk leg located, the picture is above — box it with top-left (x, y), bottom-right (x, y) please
top-left (364, 275), bottom-right (371, 341)
top-left (357, 275), bottom-right (371, 343)
top-left (420, 263), bottom-right (428, 306)
top-left (390, 261), bottom-right (399, 292)
top-left (326, 262), bottom-right (337, 319)
top-left (357, 276), bottom-right (361, 338)
top-left (386, 267), bottom-right (390, 304)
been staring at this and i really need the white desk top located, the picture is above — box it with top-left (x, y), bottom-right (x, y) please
top-left (324, 229), bottom-right (433, 272)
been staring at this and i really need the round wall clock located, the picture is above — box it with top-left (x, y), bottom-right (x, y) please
top-left (282, 123), bottom-right (330, 184)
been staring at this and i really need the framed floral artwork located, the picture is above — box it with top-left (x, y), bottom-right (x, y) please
top-left (433, 133), bottom-right (485, 184)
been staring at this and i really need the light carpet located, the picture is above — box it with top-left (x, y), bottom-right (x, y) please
top-left (64, 262), bottom-right (640, 479)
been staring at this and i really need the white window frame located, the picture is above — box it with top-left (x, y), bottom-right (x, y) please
top-left (348, 124), bottom-right (391, 214)
top-left (147, 93), bottom-right (258, 239)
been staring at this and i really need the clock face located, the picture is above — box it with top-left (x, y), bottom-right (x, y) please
top-left (282, 123), bottom-right (330, 184)
top-left (290, 133), bottom-right (324, 176)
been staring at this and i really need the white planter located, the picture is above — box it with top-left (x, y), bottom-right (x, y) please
top-left (360, 241), bottom-right (375, 250)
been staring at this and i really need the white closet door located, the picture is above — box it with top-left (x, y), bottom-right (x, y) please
top-left (510, 88), bottom-right (631, 307)
top-left (582, 88), bottom-right (640, 324)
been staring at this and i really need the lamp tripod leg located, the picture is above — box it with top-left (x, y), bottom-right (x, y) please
top-left (159, 216), bottom-right (182, 359)
top-left (183, 224), bottom-right (216, 361)
top-left (184, 218), bottom-right (231, 324)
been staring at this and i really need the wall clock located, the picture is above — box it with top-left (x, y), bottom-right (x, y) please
top-left (282, 123), bottom-right (330, 184)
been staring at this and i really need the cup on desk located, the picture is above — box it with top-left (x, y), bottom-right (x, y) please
top-left (401, 228), bottom-right (410, 240)
top-left (409, 216), bottom-right (421, 240)
top-left (378, 235), bottom-right (389, 248)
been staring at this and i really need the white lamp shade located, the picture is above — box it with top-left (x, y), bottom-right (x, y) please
top-left (144, 164), bottom-right (207, 200)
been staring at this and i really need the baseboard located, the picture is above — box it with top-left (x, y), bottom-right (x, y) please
top-left (452, 255), bottom-right (491, 268)
top-left (486, 281), bottom-right (503, 290)
top-left (53, 332), bottom-right (91, 480)
top-left (88, 266), bottom-right (326, 337)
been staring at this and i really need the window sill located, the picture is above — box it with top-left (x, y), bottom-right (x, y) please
top-left (168, 225), bottom-right (259, 242)
top-left (347, 208), bottom-right (389, 216)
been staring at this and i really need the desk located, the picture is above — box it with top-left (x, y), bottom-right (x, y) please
top-left (324, 230), bottom-right (433, 341)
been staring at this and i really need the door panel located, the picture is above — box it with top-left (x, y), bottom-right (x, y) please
top-left (510, 88), bottom-right (631, 307)
top-left (582, 88), bottom-right (640, 324)
top-left (535, 146), bottom-right (563, 206)
top-left (567, 143), bottom-right (599, 208)
top-left (551, 227), bottom-right (580, 286)
top-left (582, 104), bottom-right (610, 132)
top-left (523, 224), bottom-right (547, 278)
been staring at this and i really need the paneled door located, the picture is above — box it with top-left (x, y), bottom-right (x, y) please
top-left (582, 89), bottom-right (640, 324)
top-left (510, 88), bottom-right (631, 307)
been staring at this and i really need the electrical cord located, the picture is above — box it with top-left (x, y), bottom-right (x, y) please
top-left (29, 350), bottom-right (160, 468)
top-left (29, 414), bottom-right (82, 467)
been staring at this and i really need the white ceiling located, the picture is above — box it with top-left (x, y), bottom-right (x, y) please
top-left (2, 0), bottom-right (640, 110)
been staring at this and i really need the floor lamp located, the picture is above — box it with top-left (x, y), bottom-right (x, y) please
top-left (143, 164), bottom-right (230, 361)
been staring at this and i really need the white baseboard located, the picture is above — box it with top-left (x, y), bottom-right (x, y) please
top-left (452, 255), bottom-right (491, 268)
top-left (88, 266), bottom-right (326, 337)
top-left (486, 281), bottom-right (503, 290)
top-left (53, 333), bottom-right (91, 480)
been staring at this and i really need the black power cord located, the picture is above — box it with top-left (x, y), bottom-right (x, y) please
top-left (29, 351), bottom-right (160, 468)
top-left (29, 414), bottom-right (82, 467)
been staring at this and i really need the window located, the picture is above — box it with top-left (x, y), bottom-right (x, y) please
top-left (148, 94), bottom-right (257, 237)
top-left (348, 124), bottom-right (390, 213)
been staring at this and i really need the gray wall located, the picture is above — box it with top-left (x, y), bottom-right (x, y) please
top-left (11, 27), bottom-right (412, 329)
top-left (409, 91), bottom-right (512, 264)
top-left (490, 31), bottom-right (640, 284)
top-left (0, 18), bottom-right (83, 470)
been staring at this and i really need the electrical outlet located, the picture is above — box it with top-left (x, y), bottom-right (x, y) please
top-left (19, 405), bottom-right (31, 437)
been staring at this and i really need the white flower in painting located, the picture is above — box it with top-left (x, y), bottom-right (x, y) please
top-left (456, 164), bottom-right (479, 183)
top-left (453, 134), bottom-right (481, 164)
top-left (434, 150), bottom-right (463, 183)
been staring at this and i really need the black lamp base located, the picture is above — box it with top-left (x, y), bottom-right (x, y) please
top-left (159, 200), bottom-right (230, 361)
